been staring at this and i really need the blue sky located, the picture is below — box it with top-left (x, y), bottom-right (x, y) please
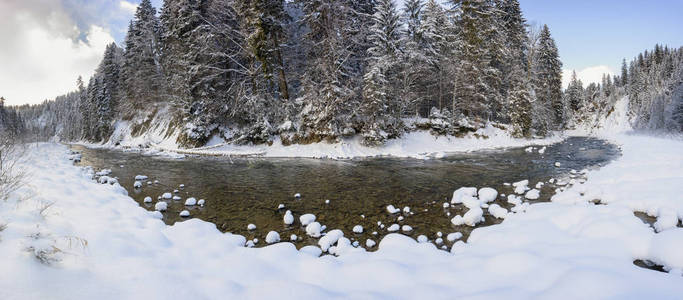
top-left (1, 0), bottom-right (682, 105)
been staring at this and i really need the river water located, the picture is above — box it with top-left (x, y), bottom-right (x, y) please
top-left (71, 136), bottom-right (620, 250)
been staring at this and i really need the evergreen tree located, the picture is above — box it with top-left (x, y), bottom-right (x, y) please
top-left (533, 24), bottom-right (563, 131)
top-left (566, 70), bottom-right (584, 112)
top-left (361, 0), bottom-right (403, 145)
top-left (621, 58), bottom-right (628, 87)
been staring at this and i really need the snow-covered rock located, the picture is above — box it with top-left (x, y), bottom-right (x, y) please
top-left (386, 205), bottom-right (400, 214)
top-left (133, 181), bottom-right (142, 188)
top-left (305, 222), bottom-right (322, 238)
top-left (451, 187), bottom-right (477, 204)
top-left (401, 225), bottom-right (413, 232)
top-left (525, 189), bottom-right (540, 200)
top-left (300, 214), bottom-right (316, 226)
top-left (134, 175), bottom-right (148, 181)
top-left (172, 196), bottom-right (181, 201)
top-left (512, 179), bottom-right (530, 194)
top-left (451, 215), bottom-right (464, 226)
top-left (184, 197), bottom-right (197, 206)
top-left (488, 204), bottom-right (508, 219)
top-left (294, 193), bottom-right (301, 198)
top-left (143, 196), bottom-right (152, 203)
top-left (154, 202), bottom-right (167, 211)
top-left (179, 210), bottom-right (190, 217)
top-left (265, 231), bottom-right (280, 244)
top-left (387, 224), bottom-right (400, 232)
top-left (277, 203), bottom-right (285, 209)
top-left (197, 199), bottom-right (205, 206)
top-left (247, 224), bottom-right (256, 231)
top-left (365, 239), bottom-right (376, 248)
top-left (463, 207), bottom-right (484, 226)
top-left (478, 187), bottom-right (498, 203)
top-left (283, 210), bottom-right (294, 225)
top-left (447, 232), bottom-right (463, 242)
top-left (318, 229), bottom-right (344, 252)
top-left (162, 192), bottom-right (172, 199)
top-left (352, 225), bottom-right (363, 234)
top-left (417, 235), bottom-right (428, 243)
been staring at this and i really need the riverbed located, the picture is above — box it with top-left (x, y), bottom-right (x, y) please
top-left (71, 136), bottom-right (620, 250)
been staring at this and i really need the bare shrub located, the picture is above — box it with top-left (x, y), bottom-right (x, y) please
top-left (0, 132), bottom-right (27, 201)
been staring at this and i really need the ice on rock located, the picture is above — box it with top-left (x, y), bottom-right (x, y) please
top-left (451, 215), bottom-right (465, 226)
top-left (277, 204), bottom-right (285, 209)
top-left (265, 231), bottom-right (280, 244)
top-left (197, 199), bottom-right (205, 206)
top-left (247, 224), bottom-right (256, 231)
top-left (387, 224), bottom-right (400, 232)
top-left (478, 187), bottom-right (498, 203)
top-left (154, 202), bottom-right (167, 211)
top-left (284, 210), bottom-right (294, 225)
top-left (306, 222), bottom-right (322, 238)
top-left (417, 235), bottom-right (428, 243)
top-left (184, 197), bottom-right (197, 206)
top-left (525, 189), bottom-right (540, 200)
top-left (401, 225), bottom-right (413, 232)
top-left (488, 204), bottom-right (508, 219)
top-left (318, 229), bottom-right (344, 252)
top-left (135, 175), bottom-right (148, 181)
top-left (290, 234), bottom-right (297, 241)
top-left (172, 196), bottom-right (181, 201)
top-left (352, 225), bottom-right (363, 233)
top-left (512, 179), bottom-right (530, 194)
top-left (365, 238), bottom-right (375, 248)
top-left (133, 181), bottom-right (142, 188)
top-left (447, 232), bottom-right (463, 242)
top-left (179, 210), bottom-right (190, 217)
top-left (451, 187), bottom-right (478, 204)
top-left (463, 207), bottom-right (484, 226)
top-left (300, 214), bottom-right (316, 226)
top-left (143, 196), bottom-right (152, 203)
top-left (386, 205), bottom-right (400, 214)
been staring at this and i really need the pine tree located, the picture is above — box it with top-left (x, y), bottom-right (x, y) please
top-left (621, 58), bottom-right (628, 87)
top-left (121, 0), bottom-right (164, 115)
top-left (421, 0), bottom-right (453, 113)
top-left (508, 63), bottom-right (532, 137)
top-left (361, 0), bottom-right (403, 145)
top-left (533, 24), bottom-right (563, 131)
top-left (400, 0), bottom-right (428, 116)
top-left (566, 70), bottom-right (584, 112)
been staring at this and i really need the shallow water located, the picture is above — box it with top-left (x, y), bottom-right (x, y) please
top-left (71, 136), bottom-right (621, 250)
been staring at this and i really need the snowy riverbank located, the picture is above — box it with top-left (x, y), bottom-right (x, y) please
top-left (96, 120), bottom-right (566, 159)
top-left (1, 132), bottom-right (682, 299)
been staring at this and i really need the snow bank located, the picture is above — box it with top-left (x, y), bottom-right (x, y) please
top-left (2, 142), bottom-right (682, 299)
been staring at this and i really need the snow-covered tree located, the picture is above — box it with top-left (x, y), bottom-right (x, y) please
top-left (533, 24), bottom-right (563, 131)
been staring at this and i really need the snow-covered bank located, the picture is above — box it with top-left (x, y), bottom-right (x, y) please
top-left (1, 139), bottom-right (682, 299)
top-left (93, 121), bottom-right (565, 159)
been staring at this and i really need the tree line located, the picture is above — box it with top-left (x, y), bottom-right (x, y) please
top-left (16, 0), bottom-right (569, 146)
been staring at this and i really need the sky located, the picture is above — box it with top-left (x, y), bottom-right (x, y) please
top-left (1, 0), bottom-right (682, 106)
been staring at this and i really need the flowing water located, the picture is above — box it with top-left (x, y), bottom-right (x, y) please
top-left (71, 136), bottom-right (620, 250)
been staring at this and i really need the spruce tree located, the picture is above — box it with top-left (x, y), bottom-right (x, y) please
top-left (533, 24), bottom-right (563, 131)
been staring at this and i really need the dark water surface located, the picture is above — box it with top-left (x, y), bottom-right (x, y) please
top-left (71, 137), bottom-right (621, 250)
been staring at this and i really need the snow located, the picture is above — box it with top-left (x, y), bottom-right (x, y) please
top-left (2, 132), bottom-right (683, 299)
top-left (108, 123), bottom-right (564, 159)
top-left (366, 239), bottom-right (376, 248)
top-left (401, 225), bottom-right (413, 232)
top-left (197, 199), bottom-right (205, 206)
top-left (352, 225), bottom-right (363, 234)
top-left (478, 187), bottom-right (498, 202)
top-left (447, 232), bottom-right (463, 242)
top-left (305, 222), bottom-right (322, 238)
top-left (386, 204), bottom-right (400, 214)
top-left (154, 201), bottom-right (167, 211)
top-left (387, 224), bottom-right (400, 232)
top-left (143, 196), bottom-right (152, 203)
top-left (247, 224), bottom-right (256, 231)
top-left (162, 192), bottom-right (172, 199)
top-left (525, 189), bottom-right (540, 200)
top-left (179, 210), bottom-right (190, 217)
top-left (488, 204), bottom-right (509, 219)
top-left (417, 235), bottom-right (428, 243)
top-left (512, 180), bottom-right (529, 194)
top-left (277, 203), bottom-right (285, 209)
top-left (283, 210), bottom-right (294, 225)
top-left (299, 214), bottom-right (316, 226)
top-left (265, 231), bottom-right (280, 244)
top-left (463, 206), bottom-right (484, 226)
top-left (294, 193), bottom-right (301, 198)
top-left (451, 187), bottom-right (477, 204)
top-left (290, 234), bottom-right (298, 242)
top-left (184, 197), bottom-right (197, 206)
top-left (133, 181), bottom-right (142, 188)
top-left (134, 175), bottom-right (148, 181)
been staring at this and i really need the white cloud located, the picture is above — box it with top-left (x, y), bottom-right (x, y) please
top-left (119, 1), bottom-right (138, 15)
top-left (0, 0), bottom-right (115, 106)
top-left (562, 65), bottom-right (615, 89)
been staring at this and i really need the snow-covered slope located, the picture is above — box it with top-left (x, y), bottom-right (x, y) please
top-left (1, 142), bottom-right (683, 299)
